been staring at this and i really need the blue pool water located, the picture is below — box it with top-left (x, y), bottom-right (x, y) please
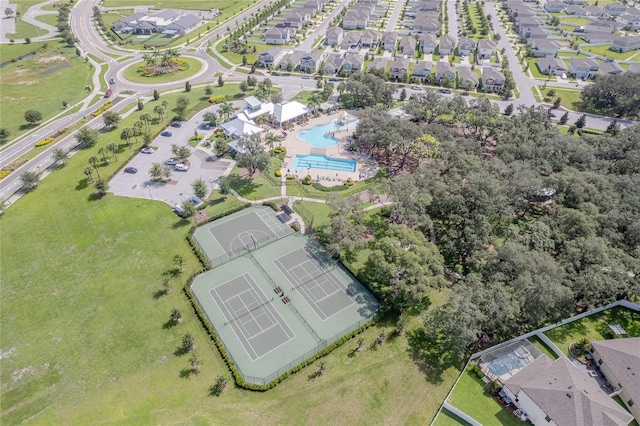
top-left (292, 154), bottom-right (357, 172)
top-left (297, 119), bottom-right (358, 148)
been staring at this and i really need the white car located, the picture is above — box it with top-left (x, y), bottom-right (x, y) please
top-left (165, 158), bottom-right (178, 165)
top-left (174, 163), bottom-right (189, 171)
top-left (141, 147), bottom-right (154, 154)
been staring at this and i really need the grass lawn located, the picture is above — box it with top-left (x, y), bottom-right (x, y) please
top-left (101, 9), bottom-right (134, 30)
top-left (0, 41), bottom-right (93, 141)
top-left (227, 157), bottom-right (282, 200)
top-left (291, 90), bottom-right (316, 104)
top-left (448, 368), bottom-right (522, 426)
top-left (433, 409), bottom-right (471, 426)
top-left (5, 0), bottom-right (49, 39)
top-left (543, 86), bottom-right (583, 110)
top-left (215, 39), bottom-right (271, 65)
top-left (0, 121), bottom-right (459, 424)
top-left (294, 200), bottom-right (331, 227)
top-left (544, 306), bottom-right (640, 357)
top-left (101, 0), bottom-right (252, 23)
top-left (122, 57), bottom-right (203, 84)
top-left (527, 335), bottom-right (559, 360)
top-left (580, 44), bottom-right (640, 61)
top-left (0, 39), bottom-right (50, 62)
top-left (526, 57), bottom-right (556, 80)
top-left (33, 13), bottom-right (58, 28)
top-left (561, 17), bottom-right (590, 26)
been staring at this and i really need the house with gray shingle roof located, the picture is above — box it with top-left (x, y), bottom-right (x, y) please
top-left (398, 37), bottom-right (417, 57)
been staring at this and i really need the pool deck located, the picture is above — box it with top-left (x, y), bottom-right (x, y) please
top-left (278, 113), bottom-right (379, 187)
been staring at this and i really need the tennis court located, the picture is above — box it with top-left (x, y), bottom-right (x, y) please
top-left (211, 274), bottom-right (295, 360)
top-left (190, 207), bottom-right (379, 385)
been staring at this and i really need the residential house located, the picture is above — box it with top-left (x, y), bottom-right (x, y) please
top-left (569, 57), bottom-right (600, 79)
top-left (604, 2), bottom-right (627, 15)
top-left (282, 11), bottom-right (310, 29)
top-left (164, 14), bottom-right (200, 35)
top-left (516, 16), bottom-right (543, 30)
top-left (323, 54), bottom-right (344, 74)
top-left (390, 58), bottom-right (410, 80)
top-left (598, 61), bottom-right (625, 75)
top-left (628, 62), bottom-right (640, 73)
top-left (544, 1), bottom-right (565, 12)
top-left (458, 37), bottom-right (476, 56)
top-left (537, 57), bottom-right (568, 75)
top-left (339, 32), bottom-right (361, 50)
top-left (257, 47), bottom-right (285, 68)
top-left (367, 57), bottom-right (389, 73)
top-left (411, 60), bottom-right (432, 82)
top-left (278, 50), bottom-right (305, 70)
top-left (300, 7), bottom-right (319, 18)
top-left (381, 31), bottom-right (399, 52)
top-left (482, 67), bottom-right (506, 91)
top-left (610, 35), bottom-right (640, 52)
top-left (584, 19), bottom-right (618, 34)
top-left (361, 29), bottom-right (380, 48)
top-left (617, 10), bottom-right (640, 30)
top-left (342, 11), bottom-right (368, 30)
top-left (342, 53), bottom-right (363, 73)
top-left (420, 33), bottom-right (438, 54)
top-left (273, 101), bottom-right (309, 127)
top-left (583, 33), bottom-right (616, 43)
top-left (477, 39), bottom-right (497, 60)
top-left (304, 0), bottom-right (325, 12)
top-left (502, 356), bottom-right (634, 426)
top-left (584, 5), bottom-right (608, 17)
top-left (398, 37), bottom-right (417, 57)
top-left (435, 61), bottom-right (456, 82)
top-left (565, 5), bottom-right (587, 15)
top-left (531, 39), bottom-right (561, 57)
top-left (264, 27), bottom-right (291, 45)
top-left (299, 50), bottom-right (325, 73)
top-left (591, 338), bottom-right (640, 423)
top-left (524, 27), bottom-right (550, 41)
top-left (458, 65), bottom-right (478, 89)
top-left (439, 35), bottom-right (456, 56)
top-left (417, 1), bottom-right (439, 11)
top-left (562, 0), bottom-right (588, 4)
top-left (413, 14), bottom-right (440, 34)
top-left (325, 26), bottom-right (344, 46)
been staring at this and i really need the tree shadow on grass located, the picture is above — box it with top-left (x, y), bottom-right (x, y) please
top-left (227, 174), bottom-right (260, 196)
top-left (179, 368), bottom-right (196, 379)
top-left (87, 192), bottom-right (105, 202)
top-left (406, 328), bottom-right (462, 385)
top-left (163, 319), bottom-right (177, 330)
top-left (174, 346), bottom-right (189, 357)
top-left (153, 289), bottom-right (168, 300)
top-left (75, 178), bottom-right (89, 191)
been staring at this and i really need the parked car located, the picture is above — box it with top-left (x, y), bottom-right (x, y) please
top-left (272, 71), bottom-right (281, 76)
top-left (302, 75), bottom-right (311, 79)
top-left (200, 124), bottom-right (213, 130)
top-left (124, 167), bottom-right (138, 174)
top-left (160, 131), bottom-right (172, 137)
top-left (439, 89), bottom-right (452, 94)
top-left (170, 121), bottom-right (182, 128)
top-left (174, 163), bottom-right (189, 171)
top-left (165, 158), bottom-right (179, 165)
top-left (411, 86), bottom-right (422, 91)
top-left (141, 147), bottom-right (154, 154)
top-left (173, 196), bottom-right (203, 216)
top-left (329, 77), bottom-right (340, 82)
top-left (461, 91), bottom-right (470, 96)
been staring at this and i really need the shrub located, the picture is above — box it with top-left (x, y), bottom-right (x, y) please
top-left (345, 178), bottom-right (354, 186)
top-left (302, 175), bottom-right (313, 185)
top-left (208, 95), bottom-right (227, 104)
top-left (35, 137), bottom-right (55, 147)
top-left (286, 174), bottom-right (295, 180)
top-left (275, 169), bottom-right (282, 177)
top-left (273, 146), bottom-right (286, 154)
top-left (0, 170), bottom-right (10, 180)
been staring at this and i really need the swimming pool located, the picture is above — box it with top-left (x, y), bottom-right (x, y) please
top-left (297, 119), bottom-right (358, 148)
top-left (292, 154), bottom-right (357, 172)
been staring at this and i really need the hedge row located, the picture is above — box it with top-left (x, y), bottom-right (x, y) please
top-left (91, 100), bottom-right (113, 117)
top-left (34, 127), bottom-right (69, 147)
top-left (208, 95), bottom-right (227, 104)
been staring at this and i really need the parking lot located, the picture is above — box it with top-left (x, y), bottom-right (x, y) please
top-left (109, 110), bottom-right (233, 208)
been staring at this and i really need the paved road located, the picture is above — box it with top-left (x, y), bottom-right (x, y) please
top-left (447, 0), bottom-right (459, 39)
top-left (298, 0), bottom-right (352, 51)
top-left (385, 0), bottom-right (403, 32)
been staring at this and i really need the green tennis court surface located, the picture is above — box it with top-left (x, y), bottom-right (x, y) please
top-left (191, 207), bottom-right (379, 385)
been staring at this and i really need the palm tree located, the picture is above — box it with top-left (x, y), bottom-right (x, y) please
top-left (83, 166), bottom-right (94, 183)
top-left (106, 143), bottom-right (118, 161)
top-left (265, 132), bottom-right (279, 150)
top-left (52, 148), bottom-right (69, 166)
top-left (189, 352), bottom-right (201, 374)
top-left (142, 53), bottom-right (156, 67)
top-left (262, 77), bottom-right (273, 94)
top-left (153, 105), bottom-right (165, 121)
top-left (170, 307), bottom-right (182, 323)
top-left (218, 101), bottom-right (233, 122)
top-left (307, 92), bottom-right (323, 114)
top-left (182, 333), bottom-right (196, 352)
top-left (89, 156), bottom-right (100, 177)
top-left (149, 163), bottom-right (164, 181)
top-left (94, 177), bottom-right (109, 196)
top-left (98, 147), bottom-right (108, 163)
top-left (120, 127), bottom-right (134, 148)
top-left (140, 113), bottom-right (152, 132)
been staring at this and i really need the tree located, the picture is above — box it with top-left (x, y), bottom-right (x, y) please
top-left (106, 143), bottom-right (118, 161)
top-left (504, 103), bottom-right (514, 116)
top-left (189, 352), bottom-right (201, 373)
top-left (316, 78), bottom-right (323, 89)
top-left (83, 166), bottom-right (94, 183)
top-left (262, 78), bottom-right (272, 94)
top-left (242, 55), bottom-right (247, 65)
top-left (5, 7), bottom-right (15, 18)
top-left (399, 88), bottom-right (407, 101)
top-left (403, 90), bottom-right (447, 124)
top-left (75, 127), bottom-right (99, 149)
top-left (575, 114), bottom-right (587, 129)
top-left (323, 194), bottom-right (367, 258)
top-left (98, 147), bottom-right (108, 163)
top-left (265, 132), bottom-right (279, 150)
top-left (170, 307), bottom-right (182, 323)
top-left (175, 96), bottom-right (190, 118)
top-left (307, 91), bottom-right (323, 113)
top-left (605, 119), bottom-right (620, 136)
top-left (580, 73), bottom-right (640, 119)
top-left (553, 97), bottom-right (562, 109)
top-left (20, 171), bottom-right (40, 190)
top-left (209, 376), bottom-right (228, 396)
top-left (218, 101), bottom-right (234, 122)
top-left (153, 105), bottom-right (165, 121)
top-left (559, 111), bottom-right (569, 125)
top-left (137, 99), bottom-right (144, 111)
top-left (24, 109), bottom-right (43, 124)
top-left (236, 134), bottom-right (270, 176)
top-left (203, 111), bottom-right (217, 126)
top-left (218, 175), bottom-right (230, 196)
top-left (120, 127), bottom-right (134, 147)
top-left (153, 89), bottom-right (160, 100)
top-left (204, 85), bottom-right (213, 96)
top-left (140, 113), bottom-right (152, 132)
top-left (173, 254), bottom-right (185, 271)
top-left (0, 128), bottom-right (10, 145)
top-left (185, 81), bottom-right (191, 92)
top-left (192, 178), bottom-right (207, 199)
top-left (181, 333), bottom-right (196, 352)
top-left (239, 80), bottom-right (249, 92)
top-left (89, 156), bottom-right (101, 177)
top-left (171, 144), bottom-right (191, 162)
top-left (149, 162), bottom-right (164, 181)
top-left (94, 177), bottom-right (109, 196)
top-left (102, 110), bottom-right (121, 128)
top-left (270, 92), bottom-right (283, 105)
top-left (218, 75), bottom-right (224, 87)
top-left (52, 148), bottom-right (69, 166)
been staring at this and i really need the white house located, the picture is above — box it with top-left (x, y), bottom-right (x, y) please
top-left (361, 29), bottom-right (380, 48)
top-left (273, 101), bottom-right (309, 126)
top-left (221, 116), bottom-right (263, 139)
top-left (591, 338), bottom-right (640, 423)
top-left (412, 60), bottom-right (432, 82)
top-left (458, 37), bottom-right (476, 56)
top-left (502, 355), bottom-right (634, 426)
top-left (240, 96), bottom-right (274, 120)
top-left (537, 57), bottom-right (568, 76)
top-left (569, 57), bottom-right (600, 79)
top-left (610, 35), bottom-right (640, 53)
top-left (264, 27), bottom-right (291, 45)
top-left (342, 11), bottom-right (369, 29)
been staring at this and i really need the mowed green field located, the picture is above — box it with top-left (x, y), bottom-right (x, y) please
top-left (0, 95), bottom-right (459, 424)
top-left (101, 0), bottom-right (254, 22)
top-left (5, 0), bottom-right (51, 39)
top-left (122, 57), bottom-right (203, 83)
top-left (0, 42), bottom-right (93, 141)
